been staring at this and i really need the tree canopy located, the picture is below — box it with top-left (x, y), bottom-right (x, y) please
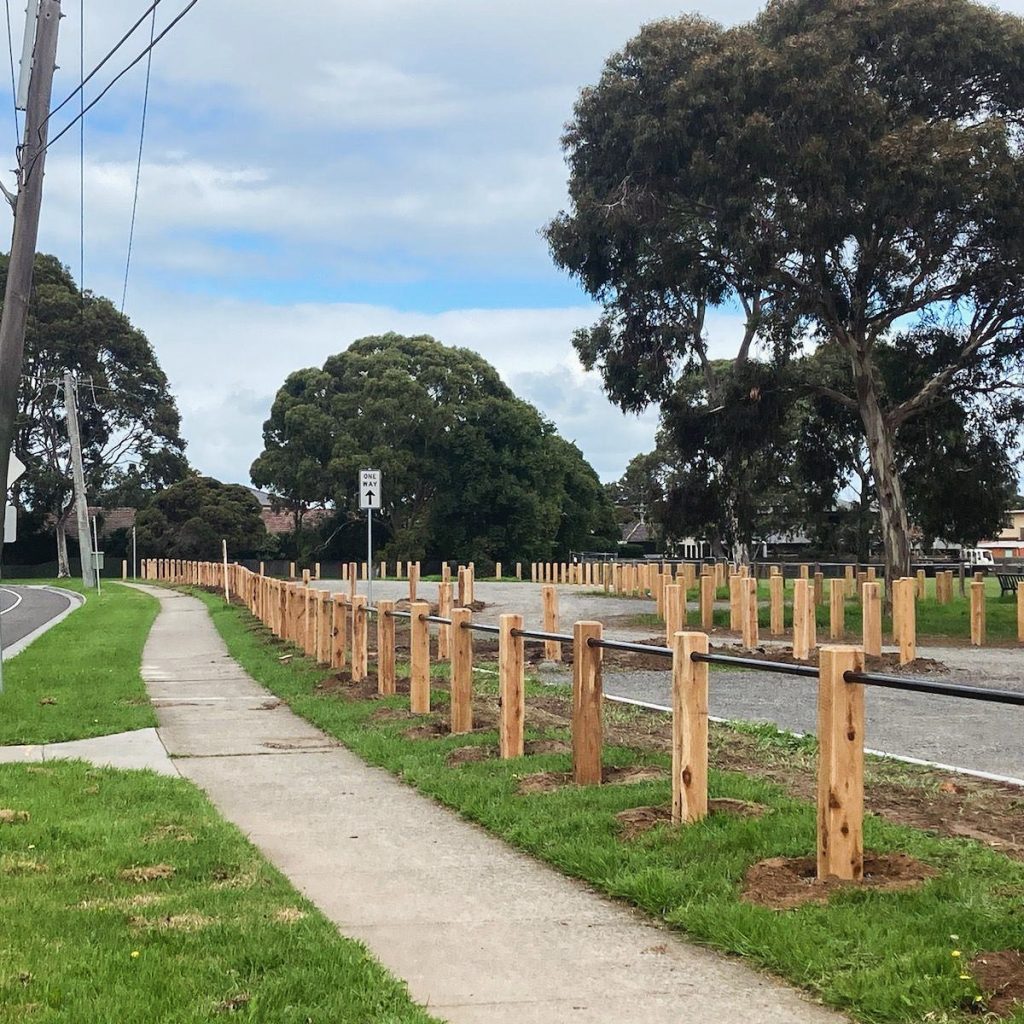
top-left (251, 333), bottom-right (619, 564)
top-left (3, 254), bottom-right (187, 572)
top-left (547, 0), bottom-right (1024, 581)
top-left (134, 475), bottom-right (267, 560)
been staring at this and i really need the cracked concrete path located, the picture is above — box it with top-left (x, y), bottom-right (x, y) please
top-left (130, 583), bottom-right (844, 1024)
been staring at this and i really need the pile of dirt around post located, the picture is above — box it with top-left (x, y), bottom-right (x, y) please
top-left (615, 799), bottom-right (767, 840)
top-left (444, 738), bottom-right (571, 766)
top-left (403, 710), bottom-right (499, 741)
top-left (969, 950), bottom-right (1024, 1017)
top-left (516, 764), bottom-right (665, 795)
top-left (741, 853), bottom-right (939, 910)
top-left (315, 673), bottom-right (413, 700)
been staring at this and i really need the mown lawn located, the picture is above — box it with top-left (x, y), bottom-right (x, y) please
top-left (0, 581), bottom-right (158, 745)
top-left (191, 587), bottom-right (1024, 1024)
top-left (0, 762), bottom-right (437, 1024)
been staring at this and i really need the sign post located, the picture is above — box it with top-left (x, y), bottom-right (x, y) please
top-left (359, 469), bottom-right (381, 606)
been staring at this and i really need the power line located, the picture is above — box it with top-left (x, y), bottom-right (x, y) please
top-left (3, 0), bottom-right (18, 149)
top-left (46, 0), bottom-right (164, 126)
top-left (121, 4), bottom-right (157, 314)
top-left (42, 0), bottom-right (200, 158)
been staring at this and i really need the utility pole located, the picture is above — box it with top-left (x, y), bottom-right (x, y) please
top-left (65, 371), bottom-right (95, 586)
top-left (0, 0), bottom-right (62, 551)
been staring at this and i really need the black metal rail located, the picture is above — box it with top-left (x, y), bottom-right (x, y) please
top-left (843, 671), bottom-right (1024, 706)
top-left (358, 601), bottom-right (1023, 709)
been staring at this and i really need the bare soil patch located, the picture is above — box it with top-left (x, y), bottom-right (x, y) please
top-left (119, 864), bottom-right (175, 883)
top-left (315, 673), bottom-right (414, 700)
top-left (402, 711), bottom-right (496, 741)
top-left (969, 950), bottom-right (1024, 1017)
top-left (446, 745), bottom-right (497, 766)
top-left (129, 912), bottom-right (214, 932)
top-left (516, 764), bottom-right (665, 795)
top-left (615, 798), bottom-right (768, 840)
top-left (741, 853), bottom-right (938, 910)
top-left (0, 809), bottom-right (30, 825)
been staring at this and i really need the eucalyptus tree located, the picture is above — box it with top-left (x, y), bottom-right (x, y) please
top-left (547, 0), bottom-right (1024, 582)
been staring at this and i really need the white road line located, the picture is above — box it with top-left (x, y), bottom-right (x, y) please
top-left (0, 587), bottom-right (24, 616)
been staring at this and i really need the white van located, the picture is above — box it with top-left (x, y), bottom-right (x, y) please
top-left (963, 548), bottom-right (995, 568)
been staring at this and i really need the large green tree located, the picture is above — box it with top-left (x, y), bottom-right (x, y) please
top-left (546, 0), bottom-right (1024, 584)
top-left (4, 254), bottom-right (187, 573)
top-left (135, 475), bottom-right (267, 560)
top-left (251, 333), bottom-right (618, 563)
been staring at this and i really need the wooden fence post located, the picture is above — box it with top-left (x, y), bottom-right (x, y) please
top-left (971, 580), bottom-right (986, 646)
top-left (729, 574), bottom-right (742, 631)
top-left (331, 595), bottom-right (347, 669)
top-left (896, 578), bottom-right (916, 665)
top-left (742, 577), bottom-right (758, 649)
top-left (450, 607), bottom-right (473, 734)
top-left (408, 562), bottom-right (419, 604)
top-left (377, 600), bottom-right (396, 696)
top-left (916, 569), bottom-right (926, 600)
top-left (844, 564), bottom-right (855, 598)
top-left (664, 584), bottom-right (685, 644)
top-left (671, 630), bottom-right (709, 824)
top-left (351, 596), bottom-right (368, 682)
top-left (862, 581), bottom-right (882, 657)
top-left (409, 600), bottom-right (431, 714)
top-left (572, 621), bottom-right (604, 786)
top-left (817, 645), bottom-right (865, 882)
top-left (542, 585), bottom-right (561, 662)
top-left (700, 572), bottom-right (714, 630)
top-left (499, 614), bottom-right (525, 759)
top-left (437, 582), bottom-right (453, 661)
top-left (829, 578), bottom-right (845, 640)
top-left (792, 578), bottom-right (811, 660)
top-left (770, 574), bottom-right (784, 636)
top-left (813, 571), bottom-right (825, 606)
top-left (317, 591), bottom-right (332, 665)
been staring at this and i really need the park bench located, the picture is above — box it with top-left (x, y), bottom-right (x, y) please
top-left (995, 570), bottom-right (1024, 596)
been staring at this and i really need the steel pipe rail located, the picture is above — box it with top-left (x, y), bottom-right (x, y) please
top-left (844, 671), bottom-right (1024, 706)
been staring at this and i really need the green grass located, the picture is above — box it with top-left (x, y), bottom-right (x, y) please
top-left (0, 581), bottom-right (158, 745)
top-left (0, 761), bottom-right (437, 1023)
top-left (189, 587), bottom-right (1024, 1024)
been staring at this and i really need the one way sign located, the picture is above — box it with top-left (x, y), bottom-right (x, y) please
top-left (359, 469), bottom-right (381, 511)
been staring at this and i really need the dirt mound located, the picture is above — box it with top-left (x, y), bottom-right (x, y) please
top-left (516, 764), bottom-right (665, 795)
top-left (403, 712), bottom-right (497, 741)
top-left (741, 853), bottom-right (938, 910)
top-left (615, 806), bottom-right (671, 839)
top-left (970, 950), bottom-right (1024, 1017)
top-left (615, 798), bottom-right (768, 840)
top-left (316, 674), bottom-right (412, 700)
top-left (446, 745), bottom-right (497, 766)
top-left (524, 739), bottom-right (571, 755)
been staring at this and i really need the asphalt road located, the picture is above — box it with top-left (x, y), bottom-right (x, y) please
top-left (0, 585), bottom-right (76, 650)
top-left (312, 577), bottom-right (1024, 781)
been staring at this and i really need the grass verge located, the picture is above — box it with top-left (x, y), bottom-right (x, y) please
top-left (0, 581), bottom-right (157, 745)
top-left (189, 587), bottom-right (1024, 1024)
top-left (0, 761), bottom-right (437, 1023)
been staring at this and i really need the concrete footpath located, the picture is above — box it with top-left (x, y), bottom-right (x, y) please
top-left (133, 584), bottom-right (843, 1024)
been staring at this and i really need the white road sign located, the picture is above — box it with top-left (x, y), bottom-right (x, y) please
top-left (4, 504), bottom-right (16, 543)
top-left (7, 452), bottom-right (25, 490)
top-left (360, 469), bottom-right (381, 510)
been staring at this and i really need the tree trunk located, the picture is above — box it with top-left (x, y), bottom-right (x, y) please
top-left (55, 513), bottom-right (70, 577)
top-left (850, 351), bottom-right (912, 591)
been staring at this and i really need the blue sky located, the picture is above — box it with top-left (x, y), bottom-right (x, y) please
top-left (7, 0), bottom-right (1024, 488)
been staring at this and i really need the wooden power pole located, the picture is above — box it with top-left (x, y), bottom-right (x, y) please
top-left (64, 371), bottom-right (94, 586)
top-left (0, 0), bottom-right (62, 548)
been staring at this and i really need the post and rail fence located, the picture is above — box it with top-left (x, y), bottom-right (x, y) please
top-left (143, 558), bottom-right (1024, 885)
